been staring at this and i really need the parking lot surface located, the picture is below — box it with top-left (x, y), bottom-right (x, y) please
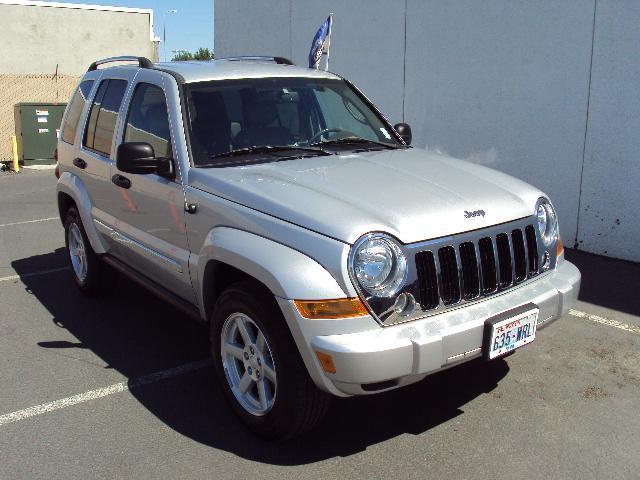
top-left (1, 169), bottom-right (639, 479)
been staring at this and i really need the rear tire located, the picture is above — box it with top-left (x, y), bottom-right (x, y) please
top-left (211, 281), bottom-right (330, 440)
top-left (64, 207), bottom-right (117, 295)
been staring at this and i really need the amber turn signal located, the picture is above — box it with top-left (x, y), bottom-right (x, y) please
top-left (315, 351), bottom-right (337, 374)
top-left (294, 298), bottom-right (368, 319)
top-left (556, 237), bottom-right (564, 257)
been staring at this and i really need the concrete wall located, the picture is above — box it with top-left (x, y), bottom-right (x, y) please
top-left (0, 2), bottom-right (157, 75)
top-left (215, 0), bottom-right (639, 262)
top-left (578, 0), bottom-right (640, 260)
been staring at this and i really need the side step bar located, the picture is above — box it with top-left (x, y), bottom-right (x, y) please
top-left (101, 255), bottom-right (203, 324)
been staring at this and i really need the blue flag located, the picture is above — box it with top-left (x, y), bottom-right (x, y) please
top-left (308, 15), bottom-right (332, 69)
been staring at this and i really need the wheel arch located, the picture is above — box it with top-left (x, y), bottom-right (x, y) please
top-left (57, 191), bottom-right (76, 224)
top-left (201, 260), bottom-right (273, 324)
top-left (56, 172), bottom-right (107, 254)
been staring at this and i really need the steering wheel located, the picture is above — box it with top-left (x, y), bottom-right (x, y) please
top-left (308, 128), bottom-right (347, 144)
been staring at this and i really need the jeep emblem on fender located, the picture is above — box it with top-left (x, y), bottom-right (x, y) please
top-left (464, 209), bottom-right (486, 218)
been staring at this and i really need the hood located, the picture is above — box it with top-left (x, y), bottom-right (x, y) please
top-left (188, 148), bottom-right (543, 245)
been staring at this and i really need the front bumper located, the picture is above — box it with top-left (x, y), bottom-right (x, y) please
top-left (279, 259), bottom-right (580, 397)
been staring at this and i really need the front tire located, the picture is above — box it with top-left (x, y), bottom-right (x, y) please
top-left (64, 207), bottom-right (117, 295)
top-left (211, 281), bottom-right (330, 440)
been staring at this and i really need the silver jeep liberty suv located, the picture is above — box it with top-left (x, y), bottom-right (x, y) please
top-left (56, 55), bottom-right (581, 440)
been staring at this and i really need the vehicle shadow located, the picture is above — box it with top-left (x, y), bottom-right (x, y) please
top-left (565, 248), bottom-right (640, 317)
top-left (13, 249), bottom-right (509, 465)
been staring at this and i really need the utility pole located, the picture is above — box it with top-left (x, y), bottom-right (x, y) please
top-left (163, 9), bottom-right (178, 61)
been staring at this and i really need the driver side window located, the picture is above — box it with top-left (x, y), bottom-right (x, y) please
top-left (124, 83), bottom-right (173, 159)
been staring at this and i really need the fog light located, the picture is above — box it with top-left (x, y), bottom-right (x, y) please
top-left (393, 292), bottom-right (416, 316)
top-left (541, 251), bottom-right (551, 270)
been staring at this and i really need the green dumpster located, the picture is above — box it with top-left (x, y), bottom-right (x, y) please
top-left (14, 103), bottom-right (66, 166)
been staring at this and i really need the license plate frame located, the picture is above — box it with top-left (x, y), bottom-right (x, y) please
top-left (483, 303), bottom-right (539, 360)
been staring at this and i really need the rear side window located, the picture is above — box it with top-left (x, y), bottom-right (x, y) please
top-left (124, 83), bottom-right (173, 159)
top-left (83, 79), bottom-right (127, 156)
top-left (61, 80), bottom-right (94, 144)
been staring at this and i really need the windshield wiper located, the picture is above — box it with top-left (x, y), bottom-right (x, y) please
top-left (208, 144), bottom-right (330, 160)
top-left (310, 136), bottom-right (401, 150)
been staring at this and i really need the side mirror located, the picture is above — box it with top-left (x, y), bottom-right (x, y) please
top-left (393, 123), bottom-right (412, 146)
top-left (116, 142), bottom-right (173, 177)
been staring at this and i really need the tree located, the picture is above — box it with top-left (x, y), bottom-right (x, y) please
top-left (193, 48), bottom-right (214, 60)
top-left (171, 48), bottom-right (214, 61)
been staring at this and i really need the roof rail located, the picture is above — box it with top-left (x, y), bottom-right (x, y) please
top-left (217, 56), bottom-right (295, 66)
top-left (87, 56), bottom-right (153, 72)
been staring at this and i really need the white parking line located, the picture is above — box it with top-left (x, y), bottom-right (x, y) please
top-left (0, 359), bottom-right (212, 427)
top-left (0, 267), bottom-right (69, 283)
top-left (569, 309), bottom-right (640, 335)
top-left (0, 217), bottom-right (58, 228)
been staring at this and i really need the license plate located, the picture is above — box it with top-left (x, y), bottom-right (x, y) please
top-left (484, 304), bottom-right (539, 360)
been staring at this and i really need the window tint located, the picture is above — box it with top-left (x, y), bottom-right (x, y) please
top-left (185, 78), bottom-right (398, 166)
top-left (83, 79), bottom-right (127, 156)
top-left (61, 80), bottom-right (94, 144)
top-left (313, 87), bottom-right (380, 140)
top-left (124, 83), bottom-right (173, 159)
top-left (84, 80), bottom-right (108, 150)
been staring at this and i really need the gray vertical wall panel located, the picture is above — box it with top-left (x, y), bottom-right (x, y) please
top-left (213, 0), bottom-right (640, 262)
top-left (404, 0), bottom-right (594, 246)
top-left (578, 0), bottom-right (640, 261)
top-left (289, 0), bottom-right (406, 123)
top-left (214, 0), bottom-right (292, 59)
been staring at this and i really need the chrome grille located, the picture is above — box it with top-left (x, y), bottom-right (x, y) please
top-left (415, 224), bottom-right (539, 311)
top-left (458, 242), bottom-right (480, 300)
top-left (438, 246), bottom-right (460, 305)
top-left (414, 250), bottom-right (439, 310)
top-left (525, 225), bottom-right (538, 273)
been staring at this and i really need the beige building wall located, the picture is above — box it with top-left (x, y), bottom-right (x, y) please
top-left (0, 74), bottom-right (80, 161)
top-left (0, 2), bottom-right (157, 75)
top-left (0, 0), bottom-right (158, 162)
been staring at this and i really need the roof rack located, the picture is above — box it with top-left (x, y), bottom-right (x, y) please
top-left (217, 56), bottom-right (295, 66)
top-left (88, 56), bottom-right (153, 72)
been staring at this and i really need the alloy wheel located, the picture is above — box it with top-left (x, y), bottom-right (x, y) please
top-left (220, 312), bottom-right (277, 416)
top-left (68, 222), bottom-right (88, 283)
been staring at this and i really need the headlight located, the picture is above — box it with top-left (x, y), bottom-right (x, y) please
top-left (536, 199), bottom-right (558, 247)
top-left (350, 234), bottom-right (407, 298)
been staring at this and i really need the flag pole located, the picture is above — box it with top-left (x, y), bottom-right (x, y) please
top-left (325, 13), bottom-right (333, 71)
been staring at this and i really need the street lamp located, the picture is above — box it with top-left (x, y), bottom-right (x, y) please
top-left (163, 9), bottom-right (178, 62)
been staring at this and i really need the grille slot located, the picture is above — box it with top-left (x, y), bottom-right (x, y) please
top-left (415, 251), bottom-right (439, 309)
top-left (496, 233), bottom-right (513, 287)
top-left (459, 242), bottom-right (480, 300)
top-left (414, 223), bottom-right (538, 312)
top-left (512, 229), bottom-right (527, 282)
top-left (525, 225), bottom-right (539, 274)
top-left (438, 246), bottom-right (461, 305)
top-left (478, 237), bottom-right (497, 293)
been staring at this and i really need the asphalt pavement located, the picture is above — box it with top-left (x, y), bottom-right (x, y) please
top-left (1, 168), bottom-right (639, 479)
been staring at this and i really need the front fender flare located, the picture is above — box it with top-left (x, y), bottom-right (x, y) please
top-left (195, 227), bottom-right (348, 315)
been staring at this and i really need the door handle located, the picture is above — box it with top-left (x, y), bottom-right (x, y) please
top-left (73, 158), bottom-right (87, 169)
top-left (111, 174), bottom-right (131, 189)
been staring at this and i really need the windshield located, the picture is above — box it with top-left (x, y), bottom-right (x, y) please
top-left (184, 77), bottom-right (401, 166)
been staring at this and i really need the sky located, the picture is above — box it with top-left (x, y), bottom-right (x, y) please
top-left (53, 0), bottom-right (214, 61)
